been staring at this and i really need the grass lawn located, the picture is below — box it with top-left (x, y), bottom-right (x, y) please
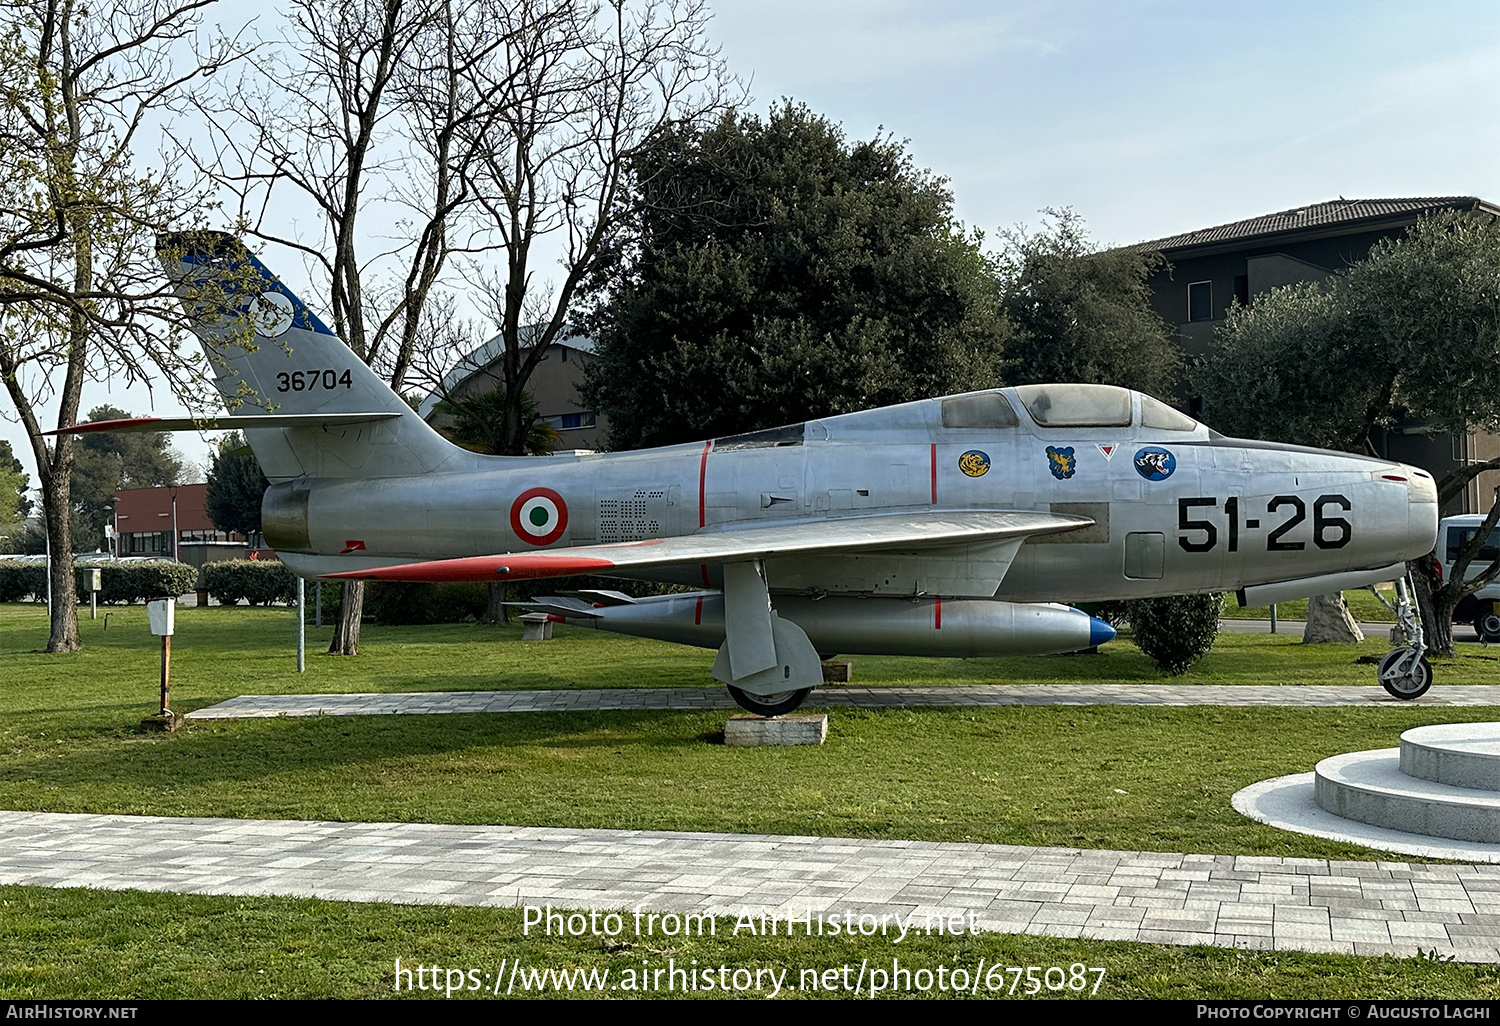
top-left (3, 601), bottom-right (1500, 999)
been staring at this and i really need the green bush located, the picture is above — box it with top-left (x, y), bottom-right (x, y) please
top-left (199, 560), bottom-right (297, 606)
top-left (0, 562), bottom-right (45, 602)
top-left (0, 559), bottom-right (199, 604)
top-left (1125, 592), bottom-right (1224, 675)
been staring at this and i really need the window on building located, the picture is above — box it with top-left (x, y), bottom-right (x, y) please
top-left (1188, 281), bottom-right (1213, 322)
top-left (542, 412), bottom-right (597, 431)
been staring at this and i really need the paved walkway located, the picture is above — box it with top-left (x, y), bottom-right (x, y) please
top-left (186, 684), bottom-right (1500, 719)
top-left (4, 810), bottom-right (1500, 962)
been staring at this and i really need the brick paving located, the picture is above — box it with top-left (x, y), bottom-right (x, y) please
top-left (4, 811), bottom-right (1500, 962)
top-left (185, 683), bottom-right (1500, 719)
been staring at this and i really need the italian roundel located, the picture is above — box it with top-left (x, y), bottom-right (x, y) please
top-left (510, 487), bottom-right (569, 546)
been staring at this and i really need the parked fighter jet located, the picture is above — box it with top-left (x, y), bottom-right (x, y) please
top-left (68, 234), bottom-right (1441, 713)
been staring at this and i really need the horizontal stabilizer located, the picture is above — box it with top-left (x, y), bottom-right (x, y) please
top-left (505, 598), bottom-right (605, 619)
top-left (324, 510), bottom-right (1093, 584)
top-left (556, 590), bottom-right (639, 606)
top-left (50, 413), bottom-right (401, 435)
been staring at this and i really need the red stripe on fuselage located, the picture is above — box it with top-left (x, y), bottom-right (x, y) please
top-left (934, 596), bottom-right (942, 630)
top-left (698, 441), bottom-right (710, 528)
top-left (694, 594), bottom-right (703, 626)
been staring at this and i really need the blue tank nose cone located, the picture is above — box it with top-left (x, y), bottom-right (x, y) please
top-left (1088, 617), bottom-right (1117, 648)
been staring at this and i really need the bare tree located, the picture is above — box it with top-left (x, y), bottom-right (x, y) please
top-left (194, 0), bottom-right (731, 654)
top-left (193, 0), bottom-right (512, 653)
top-left (0, 0), bottom-right (245, 651)
top-left (464, 0), bottom-right (733, 455)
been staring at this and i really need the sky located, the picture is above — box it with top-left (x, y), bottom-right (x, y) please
top-left (5, 0), bottom-right (1498, 490)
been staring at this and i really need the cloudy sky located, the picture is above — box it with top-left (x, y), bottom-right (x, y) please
top-left (6, 0), bottom-right (1498, 486)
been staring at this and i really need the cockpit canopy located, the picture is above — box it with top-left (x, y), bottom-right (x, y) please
top-left (940, 384), bottom-right (1200, 432)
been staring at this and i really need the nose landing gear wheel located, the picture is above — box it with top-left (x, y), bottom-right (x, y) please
top-left (1478, 610), bottom-right (1500, 643)
top-left (727, 686), bottom-right (813, 717)
top-left (1378, 648), bottom-right (1433, 700)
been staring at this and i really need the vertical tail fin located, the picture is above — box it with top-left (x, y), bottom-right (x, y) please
top-left (158, 232), bottom-right (472, 482)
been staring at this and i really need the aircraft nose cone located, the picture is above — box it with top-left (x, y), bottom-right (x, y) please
top-left (1088, 617), bottom-right (1116, 648)
top-left (1397, 463), bottom-right (1439, 559)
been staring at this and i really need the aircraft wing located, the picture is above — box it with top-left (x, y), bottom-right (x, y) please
top-left (325, 510), bottom-right (1092, 583)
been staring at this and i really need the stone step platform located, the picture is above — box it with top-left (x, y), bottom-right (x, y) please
top-left (1400, 723), bottom-right (1500, 790)
top-left (1315, 723), bottom-right (1500, 844)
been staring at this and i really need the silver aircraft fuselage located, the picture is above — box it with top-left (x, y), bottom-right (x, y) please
top-left (266, 389), bottom-right (1436, 605)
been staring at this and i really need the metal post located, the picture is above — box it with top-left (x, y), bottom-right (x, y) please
top-left (170, 487), bottom-right (179, 563)
top-left (297, 576), bottom-right (306, 673)
top-left (160, 635), bottom-right (172, 714)
top-left (1269, 603), bottom-right (1277, 634)
top-left (315, 579), bottom-right (323, 627)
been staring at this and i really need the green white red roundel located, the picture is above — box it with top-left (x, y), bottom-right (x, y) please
top-left (510, 487), bottom-right (568, 546)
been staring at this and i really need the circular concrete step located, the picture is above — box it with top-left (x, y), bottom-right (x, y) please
top-left (1314, 748), bottom-right (1500, 843)
top-left (1400, 723), bottom-right (1500, 791)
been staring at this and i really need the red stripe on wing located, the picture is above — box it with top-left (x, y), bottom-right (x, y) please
top-left (325, 553), bottom-right (616, 582)
top-left (54, 417), bottom-right (165, 435)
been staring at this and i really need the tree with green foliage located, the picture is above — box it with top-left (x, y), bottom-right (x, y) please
top-left (205, 433), bottom-right (269, 545)
top-left (69, 406), bottom-right (183, 552)
top-left (1197, 211), bottom-right (1500, 655)
top-left (0, 1), bottom-right (243, 651)
top-left (582, 103), bottom-right (1010, 449)
top-left (0, 441), bottom-right (32, 551)
top-left (998, 208), bottom-right (1181, 397)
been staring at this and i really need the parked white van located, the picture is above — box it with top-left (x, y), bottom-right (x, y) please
top-left (1438, 514), bottom-right (1500, 641)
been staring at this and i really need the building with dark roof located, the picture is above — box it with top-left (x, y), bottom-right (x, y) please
top-left (418, 330), bottom-right (608, 452)
top-left (1140, 196), bottom-right (1500, 515)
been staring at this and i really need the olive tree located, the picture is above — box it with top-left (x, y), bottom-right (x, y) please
top-left (1198, 211), bottom-right (1500, 654)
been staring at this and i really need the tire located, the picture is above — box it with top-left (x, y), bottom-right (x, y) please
top-left (1378, 648), bottom-right (1433, 700)
top-left (726, 685), bottom-right (813, 717)
top-left (1477, 607), bottom-right (1500, 643)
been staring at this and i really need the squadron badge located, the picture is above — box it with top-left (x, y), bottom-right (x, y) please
top-left (1045, 446), bottom-right (1077, 480)
top-left (1133, 446), bottom-right (1176, 481)
top-left (958, 450), bottom-right (991, 478)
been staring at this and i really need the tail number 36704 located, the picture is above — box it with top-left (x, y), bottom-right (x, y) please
top-left (1177, 495), bottom-right (1351, 553)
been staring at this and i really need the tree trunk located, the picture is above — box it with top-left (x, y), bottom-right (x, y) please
top-left (328, 580), bottom-right (364, 655)
top-left (484, 581), bottom-right (508, 625)
top-left (42, 476), bottom-right (80, 653)
top-left (1409, 556), bottom-right (1453, 657)
top-left (1303, 592), bottom-right (1364, 644)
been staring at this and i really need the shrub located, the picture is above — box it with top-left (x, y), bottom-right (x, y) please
top-left (0, 562), bottom-right (46, 602)
top-left (1125, 592), bottom-right (1224, 675)
top-left (199, 559), bottom-right (298, 606)
top-left (0, 559), bottom-right (199, 603)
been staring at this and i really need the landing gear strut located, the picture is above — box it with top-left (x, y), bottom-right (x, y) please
top-left (1379, 575), bottom-right (1432, 700)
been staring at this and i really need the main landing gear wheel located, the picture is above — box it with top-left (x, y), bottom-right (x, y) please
top-left (727, 686), bottom-right (813, 717)
top-left (1378, 648), bottom-right (1433, 700)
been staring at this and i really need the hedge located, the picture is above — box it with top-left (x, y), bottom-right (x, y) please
top-left (199, 559), bottom-right (298, 606)
top-left (0, 559), bottom-right (199, 604)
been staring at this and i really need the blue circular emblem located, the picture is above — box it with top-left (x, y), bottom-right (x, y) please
top-left (958, 450), bottom-right (991, 478)
top-left (1133, 446), bottom-right (1176, 481)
